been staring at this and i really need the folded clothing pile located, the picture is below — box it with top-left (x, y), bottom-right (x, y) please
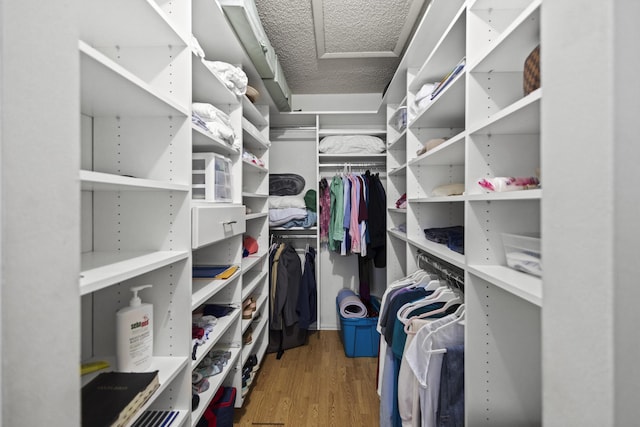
top-left (202, 60), bottom-right (248, 96)
top-left (268, 191), bottom-right (317, 228)
top-left (243, 150), bottom-right (265, 167)
top-left (269, 175), bottom-right (316, 228)
top-left (478, 176), bottom-right (540, 192)
top-left (192, 102), bottom-right (238, 150)
top-left (423, 226), bottom-right (464, 254)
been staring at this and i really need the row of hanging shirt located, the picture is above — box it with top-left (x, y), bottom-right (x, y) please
top-left (377, 266), bottom-right (465, 427)
top-left (318, 167), bottom-right (387, 266)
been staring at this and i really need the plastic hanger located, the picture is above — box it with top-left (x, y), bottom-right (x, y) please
top-left (398, 287), bottom-right (459, 332)
top-left (423, 304), bottom-right (465, 354)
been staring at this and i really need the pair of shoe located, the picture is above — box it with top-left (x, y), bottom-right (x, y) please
top-left (192, 376), bottom-right (209, 394)
top-left (242, 296), bottom-right (257, 319)
top-left (243, 325), bottom-right (253, 345)
top-left (245, 354), bottom-right (259, 374)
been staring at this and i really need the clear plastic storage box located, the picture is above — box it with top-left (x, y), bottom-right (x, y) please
top-left (192, 153), bottom-right (232, 202)
top-left (501, 232), bottom-right (542, 277)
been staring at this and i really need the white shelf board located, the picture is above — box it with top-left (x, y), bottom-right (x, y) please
top-left (318, 154), bottom-right (387, 162)
top-left (470, 1), bottom-right (541, 72)
top-left (382, 0), bottom-right (467, 104)
top-left (410, 5), bottom-right (467, 91)
top-left (408, 131), bottom-right (465, 167)
top-left (242, 192), bottom-right (268, 198)
top-left (318, 128), bottom-right (386, 136)
top-left (388, 229), bottom-right (408, 241)
top-left (190, 346), bottom-right (241, 427)
top-left (387, 131), bottom-right (407, 150)
top-left (468, 89), bottom-right (541, 135)
top-left (471, 0), bottom-right (534, 9)
top-left (242, 97), bottom-right (268, 127)
top-left (80, 41), bottom-right (189, 118)
top-left (242, 270), bottom-right (268, 300)
top-left (468, 264), bottom-right (542, 306)
top-left (409, 196), bottom-right (465, 203)
top-left (80, 0), bottom-right (188, 47)
top-left (407, 236), bottom-right (465, 269)
top-left (192, 56), bottom-right (239, 105)
top-left (388, 165), bottom-right (407, 176)
top-left (191, 310), bottom-right (241, 367)
top-left (242, 252), bottom-right (268, 274)
top-left (80, 250), bottom-right (189, 295)
top-left (242, 118), bottom-right (271, 151)
top-left (80, 170), bottom-right (190, 192)
top-left (191, 270), bottom-right (242, 310)
top-left (192, 125), bottom-right (240, 155)
top-left (242, 158), bottom-right (268, 173)
top-left (467, 189), bottom-right (542, 201)
top-left (409, 71), bottom-right (466, 128)
top-left (388, 208), bottom-right (407, 213)
top-left (246, 212), bottom-right (268, 221)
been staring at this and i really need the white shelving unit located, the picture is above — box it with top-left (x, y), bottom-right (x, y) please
top-left (190, 0), bottom-right (271, 415)
top-left (79, 1), bottom-right (192, 425)
top-left (385, 0), bottom-right (542, 424)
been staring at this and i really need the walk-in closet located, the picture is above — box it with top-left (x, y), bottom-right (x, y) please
top-left (2, 0), bottom-right (639, 426)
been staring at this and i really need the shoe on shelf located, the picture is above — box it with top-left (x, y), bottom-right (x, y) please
top-left (243, 331), bottom-right (253, 345)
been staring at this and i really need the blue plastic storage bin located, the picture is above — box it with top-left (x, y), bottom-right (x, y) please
top-left (337, 296), bottom-right (380, 358)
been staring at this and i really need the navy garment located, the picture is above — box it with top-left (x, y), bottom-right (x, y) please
top-left (381, 288), bottom-right (429, 346)
top-left (437, 344), bottom-right (465, 427)
top-left (297, 247), bottom-right (317, 329)
top-left (365, 171), bottom-right (387, 267)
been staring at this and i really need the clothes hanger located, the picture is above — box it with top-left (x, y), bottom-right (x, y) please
top-left (422, 304), bottom-right (466, 354)
top-left (397, 287), bottom-right (458, 329)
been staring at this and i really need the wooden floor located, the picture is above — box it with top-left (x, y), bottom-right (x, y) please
top-left (233, 330), bottom-right (380, 427)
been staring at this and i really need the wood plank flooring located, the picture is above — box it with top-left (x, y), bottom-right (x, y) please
top-left (233, 330), bottom-right (380, 427)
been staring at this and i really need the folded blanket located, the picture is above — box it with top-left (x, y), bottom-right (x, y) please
top-left (337, 289), bottom-right (367, 318)
top-left (202, 60), bottom-right (248, 96)
top-left (192, 102), bottom-right (232, 127)
top-left (268, 207), bottom-right (307, 226)
top-left (269, 195), bottom-right (306, 210)
top-left (278, 211), bottom-right (317, 229)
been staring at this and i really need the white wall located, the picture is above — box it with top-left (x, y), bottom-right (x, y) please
top-left (1, 0), bottom-right (81, 425)
top-left (291, 93), bottom-right (383, 113)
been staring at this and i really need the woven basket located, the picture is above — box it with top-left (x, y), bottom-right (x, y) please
top-left (523, 45), bottom-right (541, 95)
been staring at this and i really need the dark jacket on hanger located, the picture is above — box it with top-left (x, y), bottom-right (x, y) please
top-left (366, 171), bottom-right (387, 267)
top-left (268, 243), bottom-right (308, 356)
top-left (297, 247), bottom-right (317, 330)
top-left (269, 243), bottom-right (301, 330)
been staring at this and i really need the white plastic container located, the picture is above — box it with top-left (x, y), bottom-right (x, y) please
top-left (116, 285), bottom-right (153, 371)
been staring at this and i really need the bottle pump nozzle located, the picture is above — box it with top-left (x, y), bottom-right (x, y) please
top-left (129, 284), bottom-right (152, 307)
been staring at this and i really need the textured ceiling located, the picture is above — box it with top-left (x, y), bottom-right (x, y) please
top-left (321, 0), bottom-right (409, 54)
top-left (254, 0), bottom-right (423, 95)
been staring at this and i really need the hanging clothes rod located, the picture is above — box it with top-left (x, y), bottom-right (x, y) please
top-left (416, 250), bottom-right (465, 291)
top-left (270, 234), bottom-right (316, 239)
top-left (319, 162), bottom-right (386, 168)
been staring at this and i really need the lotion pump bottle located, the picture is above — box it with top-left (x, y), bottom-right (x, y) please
top-left (116, 284), bottom-right (153, 371)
